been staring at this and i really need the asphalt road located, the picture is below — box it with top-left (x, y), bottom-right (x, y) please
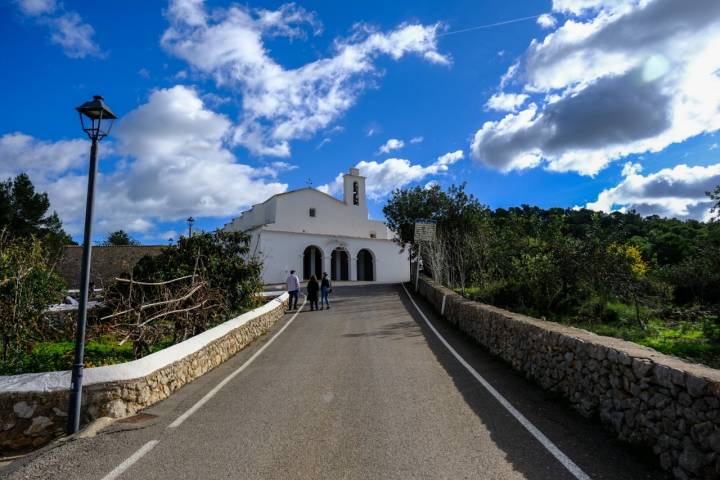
top-left (2, 284), bottom-right (666, 480)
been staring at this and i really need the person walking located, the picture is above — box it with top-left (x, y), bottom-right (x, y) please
top-left (307, 274), bottom-right (320, 311)
top-left (320, 272), bottom-right (331, 310)
top-left (286, 270), bottom-right (300, 310)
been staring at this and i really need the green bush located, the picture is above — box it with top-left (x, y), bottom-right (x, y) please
top-left (8, 337), bottom-right (136, 374)
top-left (132, 230), bottom-right (262, 312)
top-left (0, 232), bottom-right (66, 374)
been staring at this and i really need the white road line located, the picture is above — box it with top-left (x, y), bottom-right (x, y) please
top-left (168, 298), bottom-right (307, 429)
top-left (401, 284), bottom-right (592, 480)
top-left (100, 440), bottom-right (159, 480)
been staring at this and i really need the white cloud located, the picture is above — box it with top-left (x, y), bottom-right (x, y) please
top-left (2, 86), bottom-right (288, 236)
top-left (586, 163), bottom-right (720, 220)
top-left (14, 1), bottom-right (102, 58)
top-left (537, 14), bottom-right (557, 29)
top-left (472, 0), bottom-right (720, 176)
top-left (160, 230), bottom-right (178, 242)
top-left (551, 0), bottom-right (627, 15)
top-left (434, 149), bottom-right (464, 169)
top-left (319, 150), bottom-right (463, 200)
top-left (15, 0), bottom-right (55, 16)
top-left (377, 138), bottom-right (405, 154)
top-left (162, 0), bottom-right (448, 157)
top-left (316, 138), bottom-right (331, 150)
top-left (0, 133), bottom-right (87, 181)
top-left (47, 12), bottom-right (102, 58)
top-left (621, 161), bottom-right (642, 177)
top-left (485, 92), bottom-right (529, 112)
top-left (410, 136), bottom-right (424, 144)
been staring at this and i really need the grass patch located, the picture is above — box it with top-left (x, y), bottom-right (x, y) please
top-left (457, 290), bottom-right (720, 369)
top-left (5, 336), bottom-right (136, 374)
top-left (569, 318), bottom-right (720, 368)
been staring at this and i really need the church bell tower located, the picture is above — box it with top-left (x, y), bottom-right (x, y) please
top-left (343, 167), bottom-right (367, 214)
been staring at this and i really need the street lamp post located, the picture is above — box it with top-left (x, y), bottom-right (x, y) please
top-left (187, 216), bottom-right (195, 237)
top-left (68, 95), bottom-right (117, 434)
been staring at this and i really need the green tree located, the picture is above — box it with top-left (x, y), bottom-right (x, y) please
top-left (102, 230), bottom-right (140, 246)
top-left (709, 184), bottom-right (720, 220)
top-left (0, 173), bottom-right (75, 251)
top-left (383, 183), bottom-right (487, 245)
top-left (132, 230), bottom-right (262, 311)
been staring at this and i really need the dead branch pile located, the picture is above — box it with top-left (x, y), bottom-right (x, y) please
top-left (100, 274), bottom-right (227, 358)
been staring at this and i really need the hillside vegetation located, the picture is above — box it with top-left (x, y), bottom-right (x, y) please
top-left (384, 184), bottom-right (720, 368)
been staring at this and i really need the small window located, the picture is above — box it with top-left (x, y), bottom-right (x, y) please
top-left (309, 208), bottom-right (316, 217)
top-left (370, 231), bottom-right (376, 239)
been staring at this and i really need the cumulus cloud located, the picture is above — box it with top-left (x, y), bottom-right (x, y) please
top-left (410, 136), bottom-right (424, 144)
top-left (319, 150), bottom-right (463, 200)
top-left (14, 0), bottom-right (102, 58)
top-left (377, 138), bottom-right (405, 154)
top-left (161, 0), bottom-right (448, 157)
top-left (485, 92), bottom-right (529, 112)
top-left (551, 0), bottom-right (626, 15)
top-left (1, 86), bottom-right (288, 236)
top-left (537, 14), bottom-right (557, 29)
top-left (472, 0), bottom-right (720, 176)
top-left (586, 163), bottom-right (720, 220)
top-left (0, 133), bottom-right (87, 182)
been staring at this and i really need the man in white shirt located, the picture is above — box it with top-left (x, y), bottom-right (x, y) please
top-left (286, 270), bottom-right (300, 310)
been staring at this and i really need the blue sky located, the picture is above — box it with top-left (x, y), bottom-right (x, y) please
top-left (1, 0), bottom-right (719, 243)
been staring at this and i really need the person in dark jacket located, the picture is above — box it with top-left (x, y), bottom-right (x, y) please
top-left (307, 275), bottom-right (320, 311)
top-left (320, 272), bottom-right (331, 310)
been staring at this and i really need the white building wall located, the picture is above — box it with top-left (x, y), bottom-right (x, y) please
top-left (253, 229), bottom-right (409, 284)
top-left (225, 167), bottom-right (407, 284)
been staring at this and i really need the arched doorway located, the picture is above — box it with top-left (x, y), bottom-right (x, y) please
top-left (356, 249), bottom-right (374, 281)
top-left (331, 248), bottom-right (349, 281)
top-left (303, 246), bottom-right (323, 280)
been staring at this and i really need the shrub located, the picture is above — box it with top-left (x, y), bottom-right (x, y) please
top-left (0, 231), bottom-right (66, 374)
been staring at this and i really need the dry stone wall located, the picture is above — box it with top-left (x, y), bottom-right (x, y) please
top-left (416, 276), bottom-right (720, 480)
top-left (57, 245), bottom-right (165, 289)
top-left (0, 294), bottom-right (288, 452)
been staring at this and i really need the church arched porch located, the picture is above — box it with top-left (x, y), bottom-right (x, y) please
top-left (356, 248), bottom-right (375, 281)
top-left (330, 247), bottom-right (350, 281)
top-left (303, 245), bottom-right (323, 280)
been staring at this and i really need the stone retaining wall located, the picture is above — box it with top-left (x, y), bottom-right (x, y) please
top-left (416, 276), bottom-right (720, 480)
top-left (57, 245), bottom-right (165, 289)
top-left (0, 294), bottom-right (288, 452)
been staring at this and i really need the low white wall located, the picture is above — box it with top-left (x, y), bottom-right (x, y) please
top-left (0, 293), bottom-right (288, 450)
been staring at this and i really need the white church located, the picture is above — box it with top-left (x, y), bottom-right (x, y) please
top-left (224, 168), bottom-right (410, 285)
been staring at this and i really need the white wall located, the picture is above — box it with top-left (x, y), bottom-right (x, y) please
top-left (227, 188), bottom-right (393, 240)
top-left (254, 229), bottom-right (409, 284)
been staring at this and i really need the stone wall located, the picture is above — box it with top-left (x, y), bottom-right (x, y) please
top-left (415, 276), bottom-right (720, 480)
top-left (57, 245), bottom-right (165, 289)
top-left (0, 294), bottom-right (288, 452)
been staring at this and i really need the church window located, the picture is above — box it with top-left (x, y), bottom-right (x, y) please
top-left (353, 181), bottom-right (359, 205)
top-left (309, 208), bottom-right (316, 217)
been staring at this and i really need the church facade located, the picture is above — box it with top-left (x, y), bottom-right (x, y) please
top-left (224, 168), bottom-right (410, 285)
